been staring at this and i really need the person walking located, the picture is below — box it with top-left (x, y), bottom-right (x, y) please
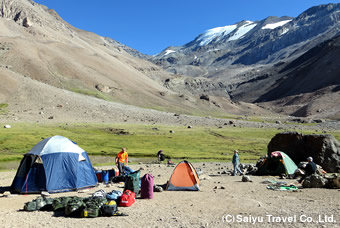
top-left (115, 147), bottom-right (128, 176)
top-left (232, 150), bottom-right (242, 176)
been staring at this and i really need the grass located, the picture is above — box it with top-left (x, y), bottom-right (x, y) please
top-left (70, 88), bottom-right (113, 101)
top-left (0, 103), bottom-right (9, 115)
top-left (0, 123), bottom-right (339, 168)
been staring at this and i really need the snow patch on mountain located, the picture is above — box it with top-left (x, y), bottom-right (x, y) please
top-left (197, 24), bottom-right (237, 46)
top-left (228, 21), bottom-right (257, 41)
top-left (262, 20), bottom-right (292, 29)
top-left (164, 50), bottom-right (176, 56)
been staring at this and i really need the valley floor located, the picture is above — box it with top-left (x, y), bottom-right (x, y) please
top-left (0, 163), bottom-right (339, 228)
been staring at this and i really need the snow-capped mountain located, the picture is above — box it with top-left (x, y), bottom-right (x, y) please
top-left (151, 3), bottom-right (340, 78)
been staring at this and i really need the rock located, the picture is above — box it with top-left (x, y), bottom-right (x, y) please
top-left (23, 17), bottom-right (32, 28)
top-left (154, 185), bottom-right (163, 192)
top-left (267, 132), bottom-right (340, 173)
top-left (302, 174), bottom-right (328, 188)
top-left (242, 175), bottom-right (252, 182)
top-left (95, 84), bottom-right (112, 93)
top-left (275, 120), bottom-right (282, 124)
top-left (4, 125), bottom-right (11, 128)
top-left (200, 94), bottom-right (210, 101)
top-left (48, 116), bottom-right (54, 120)
top-left (325, 173), bottom-right (340, 189)
top-left (312, 119), bottom-right (325, 123)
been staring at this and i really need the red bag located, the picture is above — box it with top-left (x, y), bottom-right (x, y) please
top-left (119, 190), bottom-right (135, 207)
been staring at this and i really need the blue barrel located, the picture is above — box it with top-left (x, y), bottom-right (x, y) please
top-left (101, 170), bottom-right (109, 184)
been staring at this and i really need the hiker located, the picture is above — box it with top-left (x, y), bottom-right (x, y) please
top-left (157, 150), bottom-right (165, 163)
top-left (298, 157), bottom-right (317, 183)
top-left (232, 150), bottom-right (242, 176)
top-left (115, 148), bottom-right (128, 176)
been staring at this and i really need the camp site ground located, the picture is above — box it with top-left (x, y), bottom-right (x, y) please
top-left (0, 162), bottom-right (339, 228)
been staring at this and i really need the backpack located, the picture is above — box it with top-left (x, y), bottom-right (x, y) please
top-left (124, 170), bottom-right (141, 194)
top-left (101, 200), bottom-right (118, 216)
top-left (119, 190), bottom-right (135, 207)
top-left (92, 189), bottom-right (106, 198)
top-left (106, 190), bottom-right (122, 202)
top-left (141, 174), bottom-right (154, 199)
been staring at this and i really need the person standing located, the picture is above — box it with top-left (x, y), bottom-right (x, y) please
top-left (232, 150), bottom-right (242, 176)
top-left (115, 147), bottom-right (128, 176)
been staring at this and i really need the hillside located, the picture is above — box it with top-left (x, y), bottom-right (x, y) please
top-left (0, 0), bottom-right (270, 120)
top-left (149, 3), bottom-right (340, 119)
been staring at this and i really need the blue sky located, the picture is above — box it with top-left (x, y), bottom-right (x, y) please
top-left (34, 0), bottom-right (339, 55)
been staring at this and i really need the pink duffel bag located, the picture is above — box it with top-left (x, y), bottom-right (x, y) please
top-left (141, 173), bottom-right (154, 199)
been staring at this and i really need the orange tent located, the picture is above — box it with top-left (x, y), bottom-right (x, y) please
top-left (166, 160), bottom-right (199, 191)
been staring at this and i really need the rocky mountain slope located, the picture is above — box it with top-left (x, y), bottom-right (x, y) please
top-left (151, 4), bottom-right (340, 77)
top-left (0, 0), bottom-right (270, 119)
top-left (150, 3), bottom-right (340, 119)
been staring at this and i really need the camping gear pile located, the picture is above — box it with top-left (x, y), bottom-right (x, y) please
top-left (15, 136), bottom-right (202, 219)
top-left (262, 179), bottom-right (299, 191)
top-left (23, 189), bottom-right (127, 217)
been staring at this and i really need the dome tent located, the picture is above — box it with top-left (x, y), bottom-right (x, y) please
top-left (166, 160), bottom-right (199, 191)
top-left (256, 151), bottom-right (298, 176)
top-left (11, 136), bottom-right (97, 193)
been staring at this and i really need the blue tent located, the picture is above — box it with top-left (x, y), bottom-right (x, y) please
top-left (11, 136), bottom-right (97, 193)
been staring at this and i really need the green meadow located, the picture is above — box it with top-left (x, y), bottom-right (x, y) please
top-left (0, 123), bottom-right (339, 168)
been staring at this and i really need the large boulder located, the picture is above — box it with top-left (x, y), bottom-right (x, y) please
top-left (268, 132), bottom-right (340, 173)
top-left (302, 174), bottom-right (328, 188)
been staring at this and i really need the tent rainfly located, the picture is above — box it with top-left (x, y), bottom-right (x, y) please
top-left (256, 151), bottom-right (298, 176)
top-left (166, 160), bottom-right (199, 191)
top-left (11, 135), bottom-right (97, 193)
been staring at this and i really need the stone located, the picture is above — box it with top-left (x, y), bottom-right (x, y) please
top-left (267, 132), bottom-right (340, 173)
top-left (200, 94), bottom-right (210, 101)
top-left (23, 17), bottom-right (32, 28)
top-left (302, 174), bottom-right (328, 188)
top-left (242, 175), bottom-right (252, 182)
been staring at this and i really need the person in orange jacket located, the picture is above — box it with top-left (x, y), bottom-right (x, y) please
top-left (115, 147), bottom-right (128, 176)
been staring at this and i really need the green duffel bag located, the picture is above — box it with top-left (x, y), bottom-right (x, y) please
top-left (81, 205), bottom-right (100, 218)
top-left (65, 197), bottom-right (86, 217)
top-left (24, 200), bottom-right (38, 211)
top-left (24, 196), bottom-right (47, 211)
top-left (81, 197), bottom-right (107, 218)
top-left (52, 196), bottom-right (74, 211)
top-left (124, 170), bottom-right (141, 194)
